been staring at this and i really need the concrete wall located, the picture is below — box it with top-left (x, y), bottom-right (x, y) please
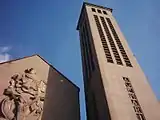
top-left (78, 7), bottom-right (111, 120)
top-left (42, 67), bottom-right (80, 120)
top-left (78, 4), bottom-right (160, 120)
top-left (0, 55), bottom-right (80, 120)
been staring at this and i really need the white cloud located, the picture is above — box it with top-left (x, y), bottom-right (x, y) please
top-left (0, 53), bottom-right (11, 63)
top-left (0, 46), bottom-right (11, 53)
top-left (0, 46), bottom-right (12, 63)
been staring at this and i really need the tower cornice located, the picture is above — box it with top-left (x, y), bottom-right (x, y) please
top-left (76, 2), bottom-right (112, 30)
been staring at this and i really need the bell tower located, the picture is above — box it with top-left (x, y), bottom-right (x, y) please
top-left (77, 2), bottom-right (160, 120)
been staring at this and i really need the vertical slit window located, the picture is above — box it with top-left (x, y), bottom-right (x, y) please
top-left (91, 8), bottom-right (96, 12)
top-left (106, 18), bottom-right (133, 67)
top-left (100, 16), bottom-right (123, 65)
top-left (94, 15), bottom-right (114, 63)
top-left (80, 19), bottom-right (95, 80)
top-left (84, 22), bottom-right (95, 71)
top-left (97, 9), bottom-right (102, 14)
top-left (103, 11), bottom-right (107, 15)
top-left (80, 30), bottom-right (89, 80)
top-left (82, 26), bottom-right (92, 79)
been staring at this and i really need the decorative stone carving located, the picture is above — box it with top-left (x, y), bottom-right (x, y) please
top-left (0, 68), bottom-right (46, 120)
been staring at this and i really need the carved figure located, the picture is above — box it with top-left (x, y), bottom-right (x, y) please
top-left (0, 68), bottom-right (46, 120)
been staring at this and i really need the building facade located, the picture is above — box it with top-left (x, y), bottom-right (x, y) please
top-left (77, 2), bottom-right (160, 120)
top-left (0, 55), bottom-right (80, 120)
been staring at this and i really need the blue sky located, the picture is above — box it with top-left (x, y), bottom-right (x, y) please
top-left (0, 0), bottom-right (160, 119)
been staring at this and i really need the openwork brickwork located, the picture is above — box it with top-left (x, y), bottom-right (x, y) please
top-left (123, 77), bottom-right (146, 120)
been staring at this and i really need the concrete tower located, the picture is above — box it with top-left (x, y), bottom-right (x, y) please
top-left (77, 2), bottom-right (160, 120)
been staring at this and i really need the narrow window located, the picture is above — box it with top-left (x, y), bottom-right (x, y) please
top-left (97, 9), bottom-right (102, 14)
top-left (100, 16), bottom-right (123, 65)
top-left (94, 15), bottom-right (114, 63)
top-left (106, 18), bottom-right (133, 67)
top-left (91, 8), bottom-right (96, 12)
top-left (103, 11), bottom-right (107, 15)
top-left (84, 22), bottom-right (95, 71)
top-left (80, 29), bottom-right (89, 80)
top-left (80, 19), bottom-right (95, 81)
top-left (82, 26), bottom-right (92, 79)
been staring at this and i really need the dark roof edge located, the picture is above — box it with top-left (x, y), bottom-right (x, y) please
top-left (0, 54), bottom-right (37, 65)
top-left (36, 55), bottom-right (80, 91)
top-left (76, 2), bottom-right (113, 30)
top-left (0, 54), bottom-right (80, 91)
top-left (84, 2), bottom-right (113, 12)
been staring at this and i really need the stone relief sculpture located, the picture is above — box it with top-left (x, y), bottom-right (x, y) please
top-left (0, 68), bottom-right (46, 120)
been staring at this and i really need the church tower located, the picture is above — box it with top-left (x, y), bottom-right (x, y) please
top-left (77, 2), bottom-right (160, 120)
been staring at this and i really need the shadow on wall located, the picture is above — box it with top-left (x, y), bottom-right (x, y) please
top-left (86, 68), bottom-right (111, 120)
top-left (42, 66), bottom-right (80, 120)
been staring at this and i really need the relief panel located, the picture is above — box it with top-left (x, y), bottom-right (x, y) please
top-left (0, 68), bottom-right (46, 120)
